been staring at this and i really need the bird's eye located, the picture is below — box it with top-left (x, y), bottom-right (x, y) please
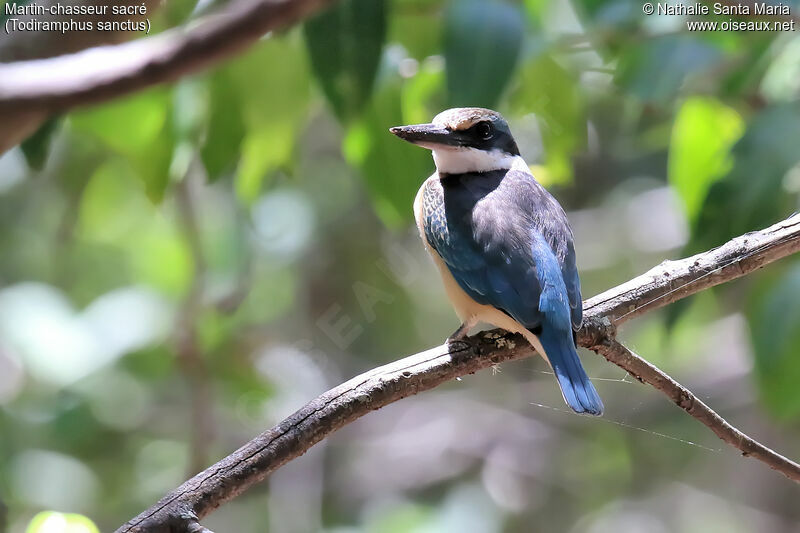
top-left (475, 121), bottom-right (494, 140)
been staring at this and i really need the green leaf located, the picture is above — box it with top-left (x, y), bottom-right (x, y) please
top-left (343, 77), bottom-right (432, 227)
top-left (522, 0), bottom-right (549, 28)
top-left (668, 97), bottom-right (744, 222)
top-left (510, 53), bottom-right (584, 183)
top-left (690, 103), bottom-right (800, 251)
top-left (162, 0), bottom-right (200, 26)
top-left (69, 89), bottom-right (175, 201)
top-left (750, 263), bottom-right (800, 420)
top-left (78, 160), bottom-right (152, 244)
top-left (21, 117), bottom-right (61, 171)
top-left (304, 0), bottom-right (387, 121)
top-left (225, 35), bottom-right (310, 203)
top-left (77, 160), bottom-right (191, 296)
top-left (389, 0), bottom-right (442, 60)
top-left (26, 511), bottom-right (100, 533)
top-left (237, 127), bottom-right (294, 203)
top-left (200, 72), bottom-right (245, 180)
top-left (616, 36), bottom-right (721, 104)
top-left (56, 134), bottom-right (106, 196)
top-left (444, 0), bottom-right (524, 108)
top-left (70, 90), bottom-right (167, 153)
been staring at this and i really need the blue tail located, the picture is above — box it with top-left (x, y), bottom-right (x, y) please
top-left (538, 326), bottom-right (604, 416)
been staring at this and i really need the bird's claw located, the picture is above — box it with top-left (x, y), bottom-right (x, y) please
top-left (446, 322), bottom-right (470, 343)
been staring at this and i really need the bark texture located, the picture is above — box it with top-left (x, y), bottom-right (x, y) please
top-left (118, 214), bottom-right (800, 532)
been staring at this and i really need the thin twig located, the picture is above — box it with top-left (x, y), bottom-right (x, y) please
top-left (583, 213), bottom-right (800, 325)
top-left (175, 169), bottom-right (215, 475)
top-left (117, 213), bottom-right (800, 532)
top-left (591, 338), bottom-right (800, 481)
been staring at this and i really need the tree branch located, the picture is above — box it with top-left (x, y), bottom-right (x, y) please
top-left (117, 214), bottom-right (800, 532)
top-left (592, 338), bottom-right (800, 481)
top-left (0, 0), bottom-right (162, 62)
top-left (583, 213), bottom-right (800, 325)
top-left (0, 0), bottom-right (338, 117)
top-left (0, 0), bottom-right (164, 152)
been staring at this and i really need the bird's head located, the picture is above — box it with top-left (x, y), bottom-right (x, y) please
top-left (390, 107), bottom-right (521, 175)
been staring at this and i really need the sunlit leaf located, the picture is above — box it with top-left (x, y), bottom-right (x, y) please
top-left (444, 0), bottom-right (524, 108)
top-left (236, 127), bottom-right (294, 203)
top-left (77, 161), bottom-right (190, 296)
top-left (668, 97), bottom-right (744, 222)
top-left (691, 103), bottom-right (800, 251)
top-left (522, 0), bottom-right (548, 26)
top-left (78, 160), bottom-right (152, 243)
top-left (122, 215), bottom-right (190, 296)
top-left (225, 36), bottom-right (310, 203)
top-left (510, 53), bottom-right (584, 183)
top-left (70, 89), bottom-right (175, 201)
top-left (304, 0), bottom-right (387, 121)
top-left (26, 511), bottom-right (100, 533)
top-left (70, 90), bottom-right (167, 153)
top-left (343, 77), bottom-right (431, 227)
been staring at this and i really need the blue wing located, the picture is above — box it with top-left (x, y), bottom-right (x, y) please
top-left (424, 169), bottom-right (582, 332)
top-left (563, 239), bottom-right (582, 331)
top-left (423, 168), bottom-right (601, 415)
top-left (427, 212), bottom-right (569, 333)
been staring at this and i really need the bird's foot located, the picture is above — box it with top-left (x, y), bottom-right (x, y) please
top-left (447, 322), bottom-right (471, 343)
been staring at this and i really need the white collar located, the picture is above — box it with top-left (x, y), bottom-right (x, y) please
top-left (432, 147), bottom-right (526, 175)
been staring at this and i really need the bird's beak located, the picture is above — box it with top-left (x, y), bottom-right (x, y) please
top-left (389, 123), bottom-right (459, 148)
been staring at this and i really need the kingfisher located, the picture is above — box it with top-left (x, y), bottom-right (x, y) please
top-left (390, 108), bottom-right (603, 416)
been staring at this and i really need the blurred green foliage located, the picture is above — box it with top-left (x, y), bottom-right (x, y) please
top-left (304, 0), bottom-right (387, 121)
top-left (2, 0), bottom-right (800, 531)
top-left (444, 0), bottom-right (524, 108)
top-left (668, 97), bottom-right (743, 221)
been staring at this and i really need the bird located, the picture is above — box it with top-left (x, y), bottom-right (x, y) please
top-left (389, 107), bottom-right (604, 416)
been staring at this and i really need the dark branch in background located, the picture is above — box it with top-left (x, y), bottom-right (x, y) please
top-left (118, 214), bottom-right (800, 532)
top-left (175, 168), bottom-right (215, 475)
top-left (0, 0), bottom-right (338, 119)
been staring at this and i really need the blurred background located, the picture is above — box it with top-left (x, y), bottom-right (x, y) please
top-left (2, 0), bottom-right (800, 531)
